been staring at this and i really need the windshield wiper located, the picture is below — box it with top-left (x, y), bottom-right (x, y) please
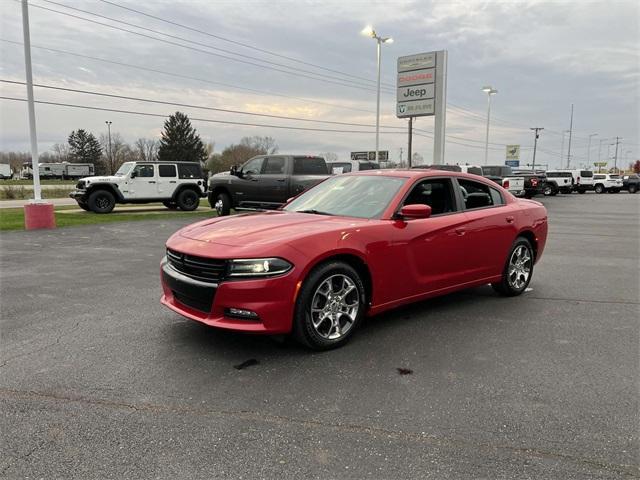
top-left (296, 209), bottom-right (334, 216)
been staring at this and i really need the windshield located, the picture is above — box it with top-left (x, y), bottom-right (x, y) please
top-left (284, 175), bottom-right (405, 219)
top-left (115, 162), bottom-right (134, 176)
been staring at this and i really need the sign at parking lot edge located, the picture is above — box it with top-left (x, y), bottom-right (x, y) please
top-left (397, 99), bottom-right (435, 118)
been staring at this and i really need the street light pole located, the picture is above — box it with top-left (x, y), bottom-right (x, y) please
top-left (361, 26), bottom-right (393, 162)
top-left (566, 103), bottom-right (574, 168)
top-left (105, 120), bottom-right (112, 173)
top-left (530, 127), bottom-right (543, 173)
top-left (482, 86), bottom-right (497, 165)
top-left (586, 133), bottom-right (597, 167)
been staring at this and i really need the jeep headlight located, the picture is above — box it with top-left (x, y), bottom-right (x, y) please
top-left (228, 258), bottom-right (292, 277)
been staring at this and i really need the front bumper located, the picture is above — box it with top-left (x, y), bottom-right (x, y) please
top-left (160, 257), bottom-right (298, 334)
top-left (69, 189), bottom-right (87, 200)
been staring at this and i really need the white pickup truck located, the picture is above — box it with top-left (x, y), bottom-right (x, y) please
top-left (501, 177), bottom-right (526, 197)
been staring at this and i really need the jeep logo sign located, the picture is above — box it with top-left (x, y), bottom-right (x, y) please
top-left (397, 84), bottom-right (435, 102)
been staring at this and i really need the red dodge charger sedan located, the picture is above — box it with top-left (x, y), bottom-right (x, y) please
top-left (161, 170), bottom-right (547, 349)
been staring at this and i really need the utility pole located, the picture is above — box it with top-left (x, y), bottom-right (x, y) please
top-left (399, 147), bottom-right (403, 168)
top-left (566, 103), bottom-right (574, 168)
top-left (407, 117), bottom-right (413, 167)
top-left (586, 133), bottom-right (597, 167)
top-left (560, 130), bottom-right (569, 164)
top-left (105, 121), bottom-right (112, 173)
top-left (613, 136), bottom-right (621, 172)
top-left (530, 127), bottom-right (543, 173)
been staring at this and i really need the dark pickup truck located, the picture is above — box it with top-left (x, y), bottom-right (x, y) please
top-left (622, 174), bottom-right (639, 193)
top-left (483, 165), bottom-right (552, 198)
top-left (208, 155), bottom-right (330, 215)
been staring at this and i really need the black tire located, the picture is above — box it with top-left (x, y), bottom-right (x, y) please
top-left (594, 184), bottom-right (605, 194)
top-left (491, 237), bottom-right (534, 297)
top-left (629, 185), bottom-right (637, 194)
top-left (163, 201), bottom-right (178, 210)
top-left (543, 185), bottom-right (553, 196)
top-left (213, 192), bottom-right (231, 216)
top-left (176, 189), bottom-right (199, 211)
top-left (77, 201), bottom-right (90, 211)
top-left (292, 261), bottom-right (366, 350)
top-left (87, 189), bottom-right (115, 214)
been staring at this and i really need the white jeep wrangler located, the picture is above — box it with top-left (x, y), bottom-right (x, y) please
top-left (70, 161), bottom-right (207, 213)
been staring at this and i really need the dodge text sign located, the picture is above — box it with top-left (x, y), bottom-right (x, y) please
top-left (397, 68), bottom-right (435, 87)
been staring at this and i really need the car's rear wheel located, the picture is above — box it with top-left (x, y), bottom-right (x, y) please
top-left (87, 189), bottom-right (115, 214)
top-left (163, 201), bottom-right (178, 210)
top-left (214, 192), bottom-right (231, 216)
top-left (629, 185), bottom-right (637, 194)
top-left (492, 237), bottom-right (534, 297)
top-left (176, 189), bottom-right (199, 211)
top-left (293, 261), bottom-right (365, 350)
top-left (543, 185), bottom-right (553, 196)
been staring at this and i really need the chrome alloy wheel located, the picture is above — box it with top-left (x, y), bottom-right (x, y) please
top-left (310, 274), bottom-right (360, 340)
top-left (508, 245), bottom-right (532, 290)
top-left (214, 199), bottom-right (224, 215)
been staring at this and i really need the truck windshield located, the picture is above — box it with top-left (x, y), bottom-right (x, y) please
top-left (284, 175), bottom-right (405, 219)
top-left (115, 162), bottom-right (134, 176)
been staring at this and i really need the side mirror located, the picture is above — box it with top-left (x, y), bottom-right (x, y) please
top-left (130, 170), bottom-right (138, 178)
top-left (230, 165), bottom-right (238, 176)
top-left (400, 204), bottom-right (432, 219)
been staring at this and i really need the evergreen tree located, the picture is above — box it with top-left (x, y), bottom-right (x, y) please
top-left (67, 129), bottom-right (102, 164)
top-left (157, 112), bottom-right (207, 163)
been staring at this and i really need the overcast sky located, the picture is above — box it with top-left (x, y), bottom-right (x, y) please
top-left (0, 0), bottom-right (638, 169)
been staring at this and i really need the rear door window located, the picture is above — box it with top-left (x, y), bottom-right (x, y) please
top-left (158, 164), bottom-right (176, 177)
top-left (262, 157), bottom-right (286, 174)
top-left (293, 156), bottom-right (328, 175)
top-left (458, 179), bottom-right (500, 210)
top-left (580, 170), bottom-right (593, 177)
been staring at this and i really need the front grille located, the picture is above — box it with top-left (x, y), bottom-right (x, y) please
top-left (166, 248), bottom-right (226, 283)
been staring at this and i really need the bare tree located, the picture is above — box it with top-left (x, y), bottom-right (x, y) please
top-left (100, 133), bottom-right (135, 174)
top-left (134, 138), bottom-right (158, 162)
top-left (240, 136), bottom-right (278, 155)
top-left (51, 143), bottom-right (71, 162)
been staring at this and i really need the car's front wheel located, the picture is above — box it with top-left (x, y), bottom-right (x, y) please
top-left (176, 189), bottom-right (199, 211)
top-left (594, 184), bottom-right (605, 194)
top-left (492, 237), bottom-right (534, 297)
top-left (293, 261), bottom-right (365, 350)
top-left (87, 189), bottom-right (115, 214)
top-left (214, 192), bottom-right (231, 216)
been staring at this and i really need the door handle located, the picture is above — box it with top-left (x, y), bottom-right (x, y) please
top-left (250, 178), bottom-right (258, 182)
top-left (455, 227), bottom-right (466, 236)
top-left (169, 181), bottom-right (176, 183)
top-left (506, 216), bottom-right (515, 223)
top-left (276, 178), bottom-right (286, 182)
top-left (148, 181), bottom-right (156, 184)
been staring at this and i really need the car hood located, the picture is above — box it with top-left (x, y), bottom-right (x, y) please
top-left (179, 211), bottom-right (369, 247)
top-left (82, 175), bottom-right (121, 183)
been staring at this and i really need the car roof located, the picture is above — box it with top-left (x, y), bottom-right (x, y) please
top-left (346, 169), bottom-right (485, 180)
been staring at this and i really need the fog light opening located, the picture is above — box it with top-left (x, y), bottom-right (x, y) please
top-left (225, 307), bottom-right (260, 320)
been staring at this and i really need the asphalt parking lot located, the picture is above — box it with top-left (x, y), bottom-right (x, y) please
top-left (1, 192), bottom-right (638, 479)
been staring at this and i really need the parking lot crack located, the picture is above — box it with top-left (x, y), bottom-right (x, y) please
top-left (0, 387), bottom-right (637, 477)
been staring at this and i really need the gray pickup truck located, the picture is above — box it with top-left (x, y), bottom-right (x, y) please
top-left (208, 155), bottom-right (330, 215)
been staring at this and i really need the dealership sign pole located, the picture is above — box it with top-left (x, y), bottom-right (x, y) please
top-left (397, 50), bottom-right (447, 165)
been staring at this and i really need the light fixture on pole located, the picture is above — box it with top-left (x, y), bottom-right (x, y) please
top-left (361, 25), bottom-right (393, 162)
top-left (481, 86), bottom-right (497, 165)
top-left (105, 121), bottom-right (112, 173)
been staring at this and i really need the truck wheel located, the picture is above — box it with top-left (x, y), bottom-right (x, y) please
top-left (214, 192), bottom-right (231, 216)
top-left (594, 184), bottom-right (605, 194)
top-left (293, 261), bottom-right (365, 350)
top-left (163, 201), bottom-right (178, 210)
top-left (629, 185), bottom-right (637, 194)
top-left (176, 189), bottom-right (199, 211)
top-left (543, 185), bottom-right (553, 196)
top-left (88, 190), bottom-right (115, 214)
top-left (492, 237), bottom-right (534, 297)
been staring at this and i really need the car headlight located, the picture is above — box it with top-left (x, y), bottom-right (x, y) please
top-left (228, 258), bottom-right (292, 277)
